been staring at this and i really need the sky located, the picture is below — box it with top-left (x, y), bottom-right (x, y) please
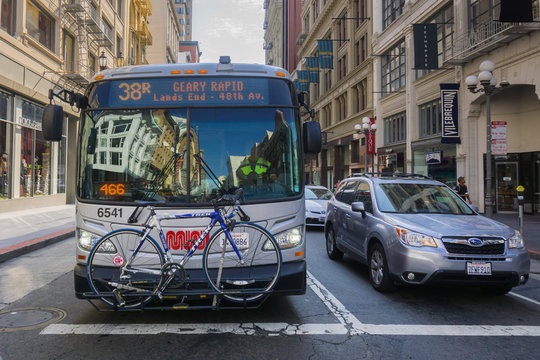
top-left (192, 0), bottom-right (266, 64)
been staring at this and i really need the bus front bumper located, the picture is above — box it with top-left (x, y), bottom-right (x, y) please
top-left (74, 260), bottom-right (306, 299)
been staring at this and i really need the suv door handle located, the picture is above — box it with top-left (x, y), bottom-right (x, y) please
top-left (345, 213), bottom-right (351, 219)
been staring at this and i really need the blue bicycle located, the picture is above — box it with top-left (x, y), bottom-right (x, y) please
top-left (86, 191), bottom-right (282, 309)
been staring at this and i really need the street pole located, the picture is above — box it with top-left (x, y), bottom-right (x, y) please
top-left (485, 93), bottom-right (493, 218)
top-left (364, 134), bottom-right (368, 173)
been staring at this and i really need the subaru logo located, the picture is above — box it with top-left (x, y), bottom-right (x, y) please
top-left (468, 238), bottom-right (484, 247)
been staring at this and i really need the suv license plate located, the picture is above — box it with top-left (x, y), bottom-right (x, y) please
top-left (466, 262), bottom-right (492, 275)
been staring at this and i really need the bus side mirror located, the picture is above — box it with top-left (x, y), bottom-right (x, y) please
top-left (303, 120), bottom-right (321, 154)
top-left (42, 104), bottom-right (64, 141)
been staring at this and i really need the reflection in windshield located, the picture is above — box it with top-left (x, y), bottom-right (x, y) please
top-left (375, 183), bottom-right (474, 214)
top-left (306, 188), bottom-right (332, 200)
top-left (78, 107), bottom-right (301, 204)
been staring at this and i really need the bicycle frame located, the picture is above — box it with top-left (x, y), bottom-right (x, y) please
top-left (125, 207), bottom-right (244, 276)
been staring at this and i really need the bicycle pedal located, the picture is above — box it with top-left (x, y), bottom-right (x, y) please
top-left (112, 289), bottom-right (126, 307)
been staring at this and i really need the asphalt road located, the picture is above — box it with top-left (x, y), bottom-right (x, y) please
top-left (1, 229), bottom-right (540, 360)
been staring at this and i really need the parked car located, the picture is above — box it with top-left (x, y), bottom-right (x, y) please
top-left (325, 173), bottom-right (530, 294)
top-left (305, 185), bottom-right (333, 227)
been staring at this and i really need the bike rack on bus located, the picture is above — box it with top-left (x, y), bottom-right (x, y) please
top-left (83, 286), bottom-right (273, 312)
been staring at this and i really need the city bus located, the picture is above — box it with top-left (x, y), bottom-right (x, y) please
top-left (42, 57), bottom-right (321, 308)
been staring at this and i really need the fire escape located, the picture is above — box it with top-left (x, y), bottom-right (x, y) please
top-left (59, 0), bottom-right (114, 90)
top-left (133, 0), bottom-right (152, 65)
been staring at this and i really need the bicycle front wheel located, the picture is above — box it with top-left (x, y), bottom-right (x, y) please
top-left (203, 222), bottom-right (282, 303)
top-left (86, 229), bottom-right (165, 309)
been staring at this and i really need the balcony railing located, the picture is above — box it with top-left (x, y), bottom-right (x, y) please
top-left (444, 17), bottom-right (540, 65)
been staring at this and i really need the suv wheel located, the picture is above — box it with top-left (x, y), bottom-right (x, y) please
top-left (368, 243), bottom-right (394, 292)
top-left (326, 227), bottom-right (343, 261)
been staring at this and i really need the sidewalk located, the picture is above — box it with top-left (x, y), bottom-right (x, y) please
top-left (0, 205), bottom-right (75, 263)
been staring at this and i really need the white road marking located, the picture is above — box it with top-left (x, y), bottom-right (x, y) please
top-left (509, 291), bottom-right (540, 306)
top-left (40, 272), bottom-right (540, 337)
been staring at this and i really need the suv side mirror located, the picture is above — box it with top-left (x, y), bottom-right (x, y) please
top-left (351, 201), bottom-right (366, 218)
top-left (42, 104), bottom-right (64, 141)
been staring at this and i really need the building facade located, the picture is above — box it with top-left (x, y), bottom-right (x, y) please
top-left (178, 40), bottom-right (200, 63)
top-left (0, 0), bottom-right (151, 212)
top-left (298, 0), bottom-right (374, 187)
top-left (264, 0), bottom-right (302, 74)
top-left (173, 0), bottom-right (192, 41)
top-left (146, 0), bottom-right (181, 64)
top-left (371, 0), bottom-right (540, 214)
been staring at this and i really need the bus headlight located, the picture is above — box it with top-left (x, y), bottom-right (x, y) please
top-left (77, 229), bottom-right (115, 252)
top-left (268, 226), bottom-right (303, 250)
top-left (509, 231), bottom-right (524, 249)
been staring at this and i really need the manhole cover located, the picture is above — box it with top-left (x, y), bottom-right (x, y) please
top-left (0, 307), bottom-right (66, 332)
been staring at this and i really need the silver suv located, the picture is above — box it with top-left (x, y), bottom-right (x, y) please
top-left (325, 174), bottom-right (530, 294)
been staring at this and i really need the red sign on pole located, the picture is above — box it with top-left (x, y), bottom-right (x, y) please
top-left (367, 118), bottom-right (376, 155)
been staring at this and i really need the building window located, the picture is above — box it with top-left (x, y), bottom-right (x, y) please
top-left (355, 35), bottom-right (367, 66)
top-left (303, 15), bottom-right (309, 33)
top-left (381, 39), bottom-right (406, 95)
top-left (102, 18), bottom-right (113, 43)
top-left (63, 30), bottom-right (75, 72)
top-left (89, 53), bottom-right (96, 78)
top-left (353, 79), bottom-right (367, 113)
top-left (416, 4), bottom-right (454, 78)
top-left (384, 111), bottom-right (406, 145)
top-left (26, 1), bottom-right (54, 51)
top-left (337, 14), bottom-right (346, 47)
top-left (383, 0), bottom-right (405, 29)
top-left (338, 54), bottom-right (347, 81)
top-left (324, 70), bottom-right (332, 92)
top-left (179, 7), bottom-right (184, 14)
top-left (312, 0), bottom-right (319, 23)
top-left (323, 104), bottom-right (332, 128)
top-left (180, 18), bottom-right (184, 25)
top-left (1, 0), bottom-right (16, 35)
top-left (337, 94), bottom-right (347, 121)
top-left (469, 0), bottom-right (501, 31)
top-left (419, 99), bottom-right (441, 137)
top-left (353, 0), bottom-right (367, 28)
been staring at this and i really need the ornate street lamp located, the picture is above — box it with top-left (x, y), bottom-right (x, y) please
top-left (98, 51), bottom-right (108, 71)
top-left (355, 117), bottom-right (377, 173)
top-left (116, 51), bottom-right (125, 68)
top-left (465, 60), bottom-right (509, 218)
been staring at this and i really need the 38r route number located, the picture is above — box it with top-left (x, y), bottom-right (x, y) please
top-left (97, 208), bottom-right (123, 218)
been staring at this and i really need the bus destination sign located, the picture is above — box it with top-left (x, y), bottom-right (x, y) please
top-left (108, 77), bottom-right (271, 107)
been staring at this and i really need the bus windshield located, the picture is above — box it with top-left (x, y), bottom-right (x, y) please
top-left (78, 106), bottom-right (302, 204)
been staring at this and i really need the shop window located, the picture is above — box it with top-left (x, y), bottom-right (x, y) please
top-left (1, 0), bottom-right (16, 35)
top-left (20, 100), bottom-right (50, 197)
top-left (26, 1), bottom-right (54, 51)
top-left (1, 120), bottom-right (12, 199)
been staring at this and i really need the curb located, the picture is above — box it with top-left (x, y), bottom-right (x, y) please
top-left (0, 228), bottom-right (76, 264)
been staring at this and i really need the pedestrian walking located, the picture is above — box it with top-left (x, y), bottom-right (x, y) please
top-left (454, 176), bottom-right (472, 204)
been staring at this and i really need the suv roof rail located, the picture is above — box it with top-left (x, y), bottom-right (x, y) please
top-left (346, 172), bottom-right (432, 179)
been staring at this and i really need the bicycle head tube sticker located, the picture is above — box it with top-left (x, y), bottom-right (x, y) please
top-left (113, 255), bottom-right (125, 266)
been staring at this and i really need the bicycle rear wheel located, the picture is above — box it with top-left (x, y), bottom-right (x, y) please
top-left (203, 222), bottom-right (282, 303)
top-left (86, 229), bottom-right (165, 309)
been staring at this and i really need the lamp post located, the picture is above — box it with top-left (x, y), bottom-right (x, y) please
top-left (98, 51), bottom-right (107, 71)
top-left (355, 117), bottom-right (377, 173)
top-left (465, 60), bottom-right (509, 218)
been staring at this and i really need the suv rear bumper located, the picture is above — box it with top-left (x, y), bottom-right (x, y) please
top-left (74, 260), bottom-right (306, 299)
top-left (387, 244), bottom-right (530, 287)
